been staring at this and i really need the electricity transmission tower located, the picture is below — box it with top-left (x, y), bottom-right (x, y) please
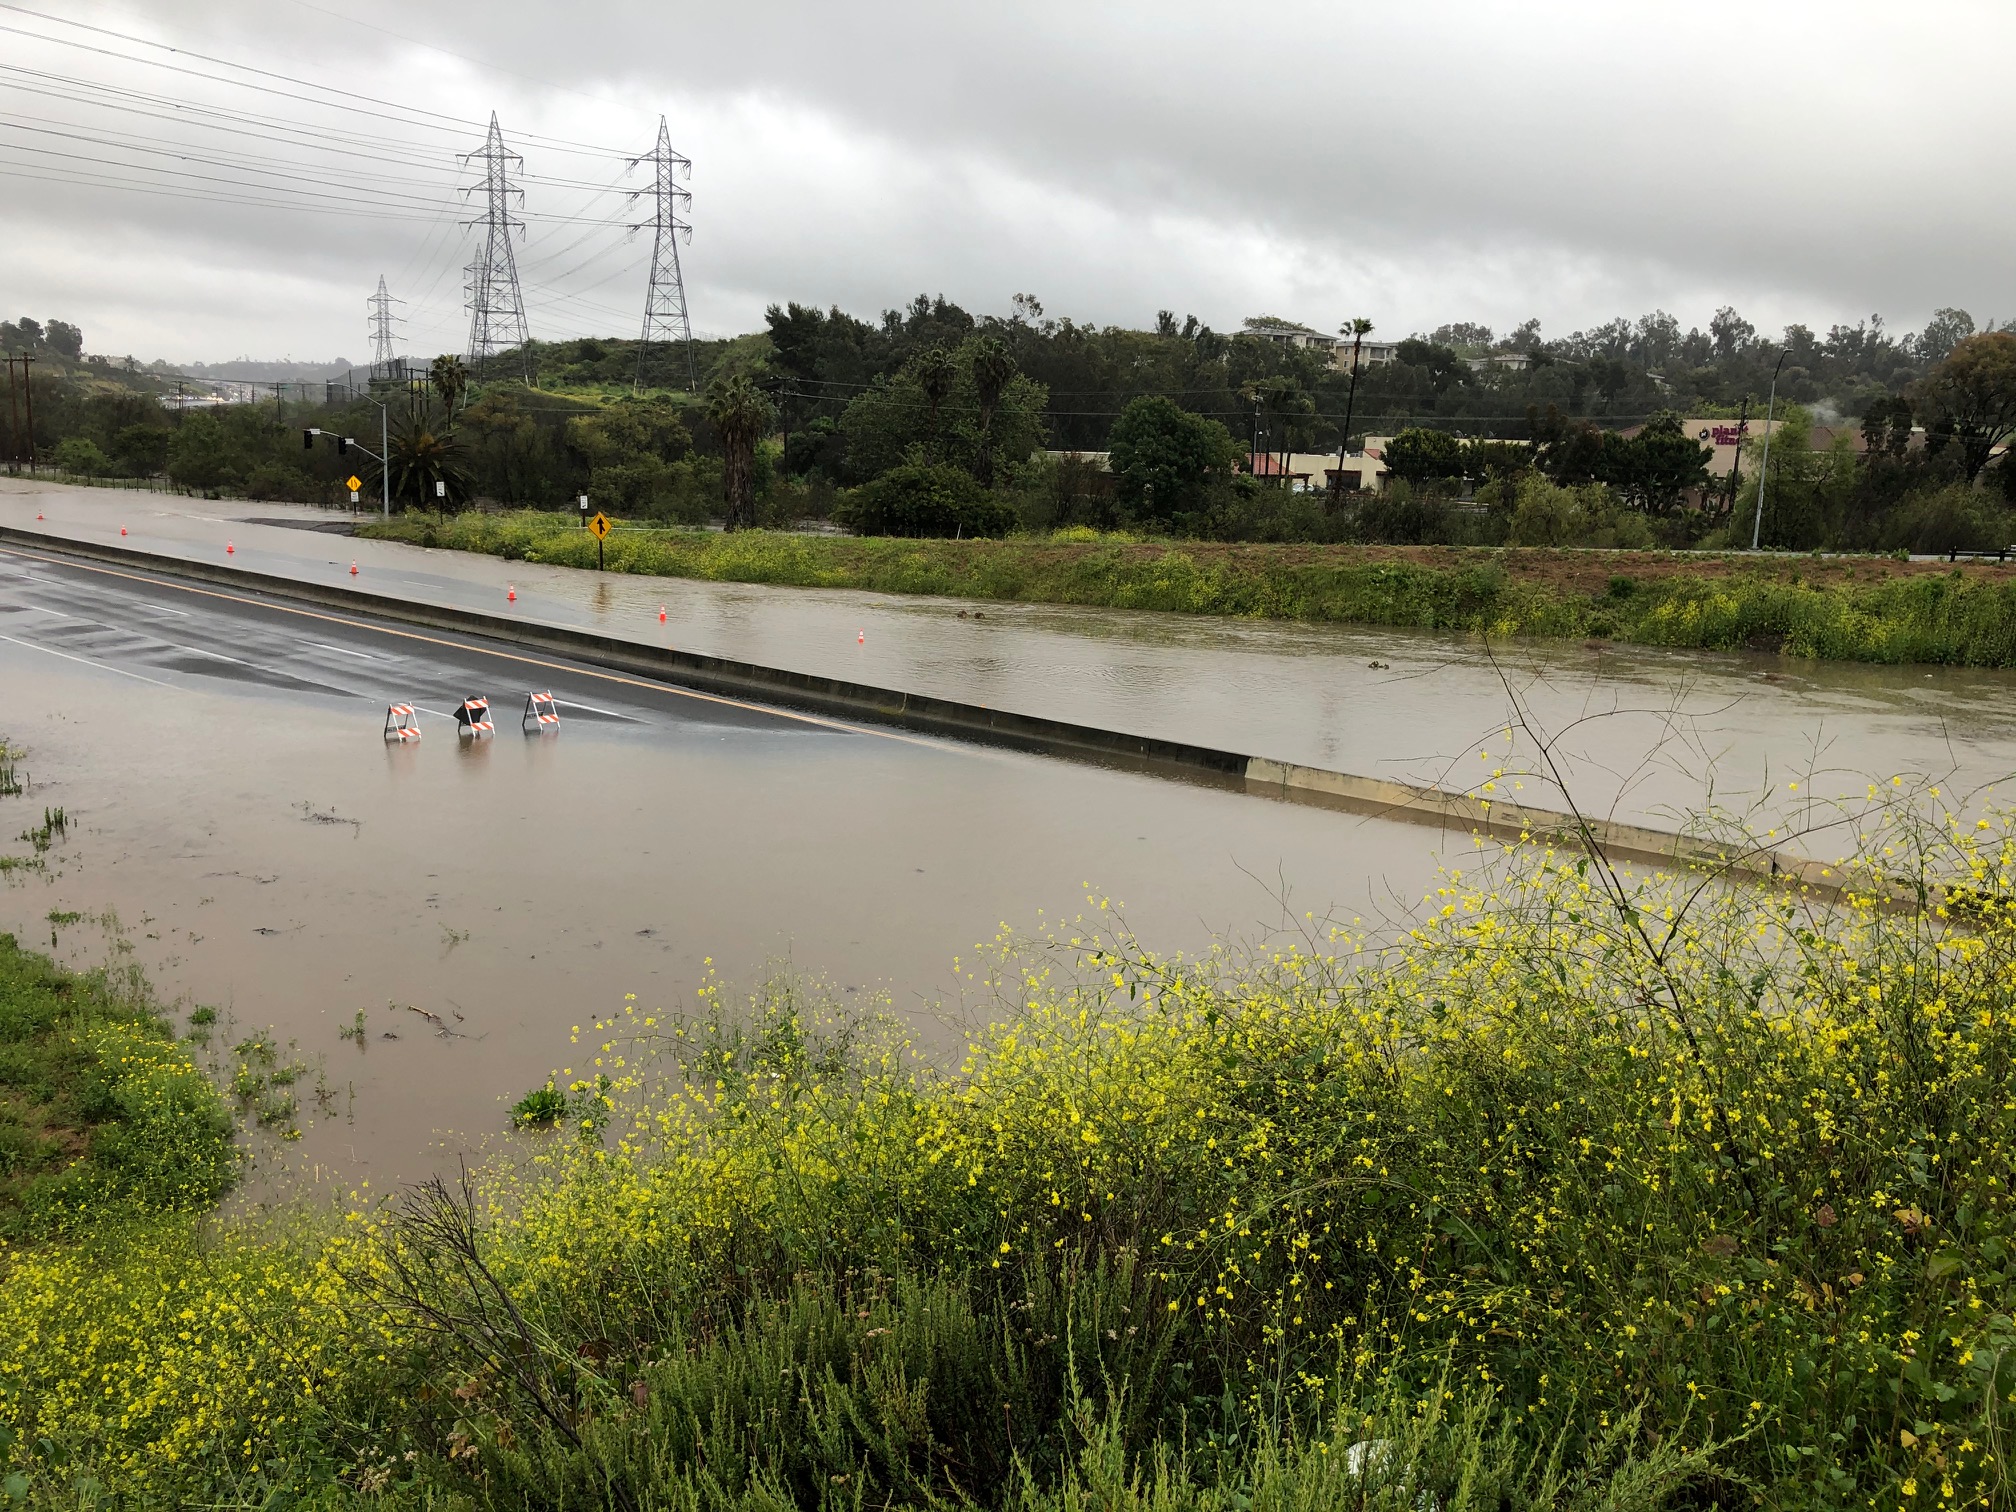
top-left (460, 113), bottom-right (531, 381)
top-left (367, 275), bottom-right (404, 380)
top-left (630, 116), bottom-right (694, 391)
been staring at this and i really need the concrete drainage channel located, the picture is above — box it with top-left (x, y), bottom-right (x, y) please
top-left (0, 525), bottom-right (1830, 890)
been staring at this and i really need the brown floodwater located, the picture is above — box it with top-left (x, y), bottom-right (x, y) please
top-left (0, 635), bottom-right (1460, 1187)
top-left (5, 479), bottom-right (2014, 832)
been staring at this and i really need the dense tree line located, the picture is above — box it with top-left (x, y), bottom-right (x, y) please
top-left (9, 301), bottom-right (2016, 551)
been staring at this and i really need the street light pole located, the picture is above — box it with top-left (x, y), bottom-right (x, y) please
top-left (1750, 350), bottom-right (1789, 551)
top-left (310, 402), bottom-right (391, 520)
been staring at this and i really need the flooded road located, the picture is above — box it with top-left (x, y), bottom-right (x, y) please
top-left (0, 542), bottom-right (1460, 1185)
top-left (5, 479), bottom-right (2013, 829)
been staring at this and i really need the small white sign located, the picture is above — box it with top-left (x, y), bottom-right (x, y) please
top-left (435, 480), bottom-right (447, 498)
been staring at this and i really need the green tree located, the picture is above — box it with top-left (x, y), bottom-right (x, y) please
top-left (1916, 332), bottom-right (2016, 482)
top-left (967, 336), bottom-right (1016, 486)
top-left (1106, 396), bottom-right (1240, 524)
top-left (913, 347), bottom-right (958, 457)
top-left (386, 413), bottom-right (471, 510)
top-left (1383, 427), bottom-right (1465, 484)
top-left (165, 414), bottom-right (238, 493)
top-left (110, 424), bottom-right (169, 477)
top-left (1606, 414), bottom-right (1711, 514)
top-left (52, 436), bottom-right (109, 476)
top-left (705, 375), bottom-right (775, 531)
top-left (839, 340), bottom-right (1048, 483)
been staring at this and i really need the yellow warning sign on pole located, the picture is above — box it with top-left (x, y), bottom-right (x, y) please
top-left (587, 512), bottom-right (612, 540)
top-left (345, 474), bottom-right (363, 493)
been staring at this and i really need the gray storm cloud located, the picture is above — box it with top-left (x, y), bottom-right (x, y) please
top-left (5, 0), bottom-right (2007, 361)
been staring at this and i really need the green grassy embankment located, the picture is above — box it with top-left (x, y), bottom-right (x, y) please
top-left (358, 511), bottom-right (2016, 667)
top-left (0, 931), bottom-right (233, 1240)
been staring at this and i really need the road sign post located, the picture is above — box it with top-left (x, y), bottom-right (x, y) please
top-left (588, 511), bottom-right (611, 571)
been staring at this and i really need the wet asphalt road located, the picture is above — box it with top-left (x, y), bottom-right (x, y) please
top-left (0, 540), bottom-right (848, 743)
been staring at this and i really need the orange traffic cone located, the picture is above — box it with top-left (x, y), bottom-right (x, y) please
top-left (507, 584), bottom-right (517, 602)
top-left (857, 629), bottom-right (865, 643)
top-left (658, 605), bottom-right (667, 623)
top-left (119, 525), bottom-right (127, 536)
top-left (226, 540), bottom-right (234, 555)
top-left (350, 561), bottom-right (359, 576)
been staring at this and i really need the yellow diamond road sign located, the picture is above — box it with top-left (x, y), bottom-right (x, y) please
top-left (587, 512), bottom-right (612, 540)
top-left (345, 474), bottom-right (363, 493)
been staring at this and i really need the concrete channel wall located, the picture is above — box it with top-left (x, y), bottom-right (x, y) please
top-left (0, 526), bottom-right (1830, 888)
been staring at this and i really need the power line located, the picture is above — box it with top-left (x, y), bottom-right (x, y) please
top-left (0, 5), bottom-right (639, 156)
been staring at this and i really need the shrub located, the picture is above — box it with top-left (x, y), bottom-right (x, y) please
top-left (837, 460), bottom-right (1017, 537)
top-left (1881, 483), bottom-right (2016, 556)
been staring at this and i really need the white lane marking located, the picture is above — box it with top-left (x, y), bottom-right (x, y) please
top-left (302, 640), bottom-right (380, 661)
top-left (160, 641), bottom-right (257, 667)
top-left (553, 696), bottom-right (639, 721)
top-left (143, 604), bottom-right (190, 617)
top-left (0, 632), bottom-right (174, 687)
top-left (14, 605), bottom-right (69, 617)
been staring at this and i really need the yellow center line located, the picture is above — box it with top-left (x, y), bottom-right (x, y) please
top-left (0, 543), bottom-right (948, 750)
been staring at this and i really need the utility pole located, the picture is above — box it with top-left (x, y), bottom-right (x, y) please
top-left (5, 355), bottom-right (21, 473)
top-left (368, 275), bottom-right (406, 381)
top-left (16, 354), bottom-right (34, 473)
top-left (1751, 350), bottom-right (1790, 551)
top-left (631, 116), bottom-right (695, 392)
top-left (460, 113), bottom-right (530, 383)
top-left (1334, 319), bottom-right (1372, 501)
top-left (1723, 397), bottom-right (1749, 520)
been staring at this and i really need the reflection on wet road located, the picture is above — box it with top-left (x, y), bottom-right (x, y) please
top-left (0, 543), bottom-right (1459, 1185)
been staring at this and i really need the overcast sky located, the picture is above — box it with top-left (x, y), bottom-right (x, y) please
top-left (5, 0), bottom-right (2010, 365)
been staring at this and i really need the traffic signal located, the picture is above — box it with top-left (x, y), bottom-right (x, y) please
top-left (337, 436), bottom-right (350, 455)
top-left (302, 429), bottom-right (314, 449)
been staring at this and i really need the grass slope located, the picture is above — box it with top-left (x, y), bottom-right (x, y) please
top-left (0, 932), bottom-right (232, 1237)
top-left (360, 511), bottom-right (2016, 667)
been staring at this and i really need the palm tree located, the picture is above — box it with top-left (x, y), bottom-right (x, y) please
top-left (386, 410), bottom-right (471, 511)
top-left (705, 374), bottom-right (775, 531)
top-left (967, 337), bottom-right (1016, 486)
top-left (1335, 318), bottom-right (1374, 499)
top-left (912, 347), bottom-right (957, 461)
top-left (430, 354), bottom-right (469, 417)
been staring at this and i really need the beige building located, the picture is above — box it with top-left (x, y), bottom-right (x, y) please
top-left (1250, 450), bottom-right (1389, 494)
top-left (1331, 340), bottom-right (1399, 371)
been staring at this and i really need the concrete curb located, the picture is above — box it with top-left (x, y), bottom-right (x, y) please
top-left (0, 526), bottom-right (1827, 886)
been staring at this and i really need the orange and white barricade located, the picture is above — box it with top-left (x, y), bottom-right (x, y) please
top-left (523, 690), bottom-right (561, 732)
top-left (383, 703), bottom-right (422, 742)
top-left (454, 697), bottom-right (494, 738)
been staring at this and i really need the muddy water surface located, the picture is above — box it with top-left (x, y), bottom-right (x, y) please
top-left (1, 645), bottom-right (1456, 1187)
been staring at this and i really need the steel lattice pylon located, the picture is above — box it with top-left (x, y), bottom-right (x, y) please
top-left (367, 274), bottom-right (404, 379)
top-left (630, 116), bottom-right (694, 391)
top-left (461, 113), bottom-right (530, 380)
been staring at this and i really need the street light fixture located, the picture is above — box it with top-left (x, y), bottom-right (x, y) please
top-left (1750, 350), bottom-right (1790, 551)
